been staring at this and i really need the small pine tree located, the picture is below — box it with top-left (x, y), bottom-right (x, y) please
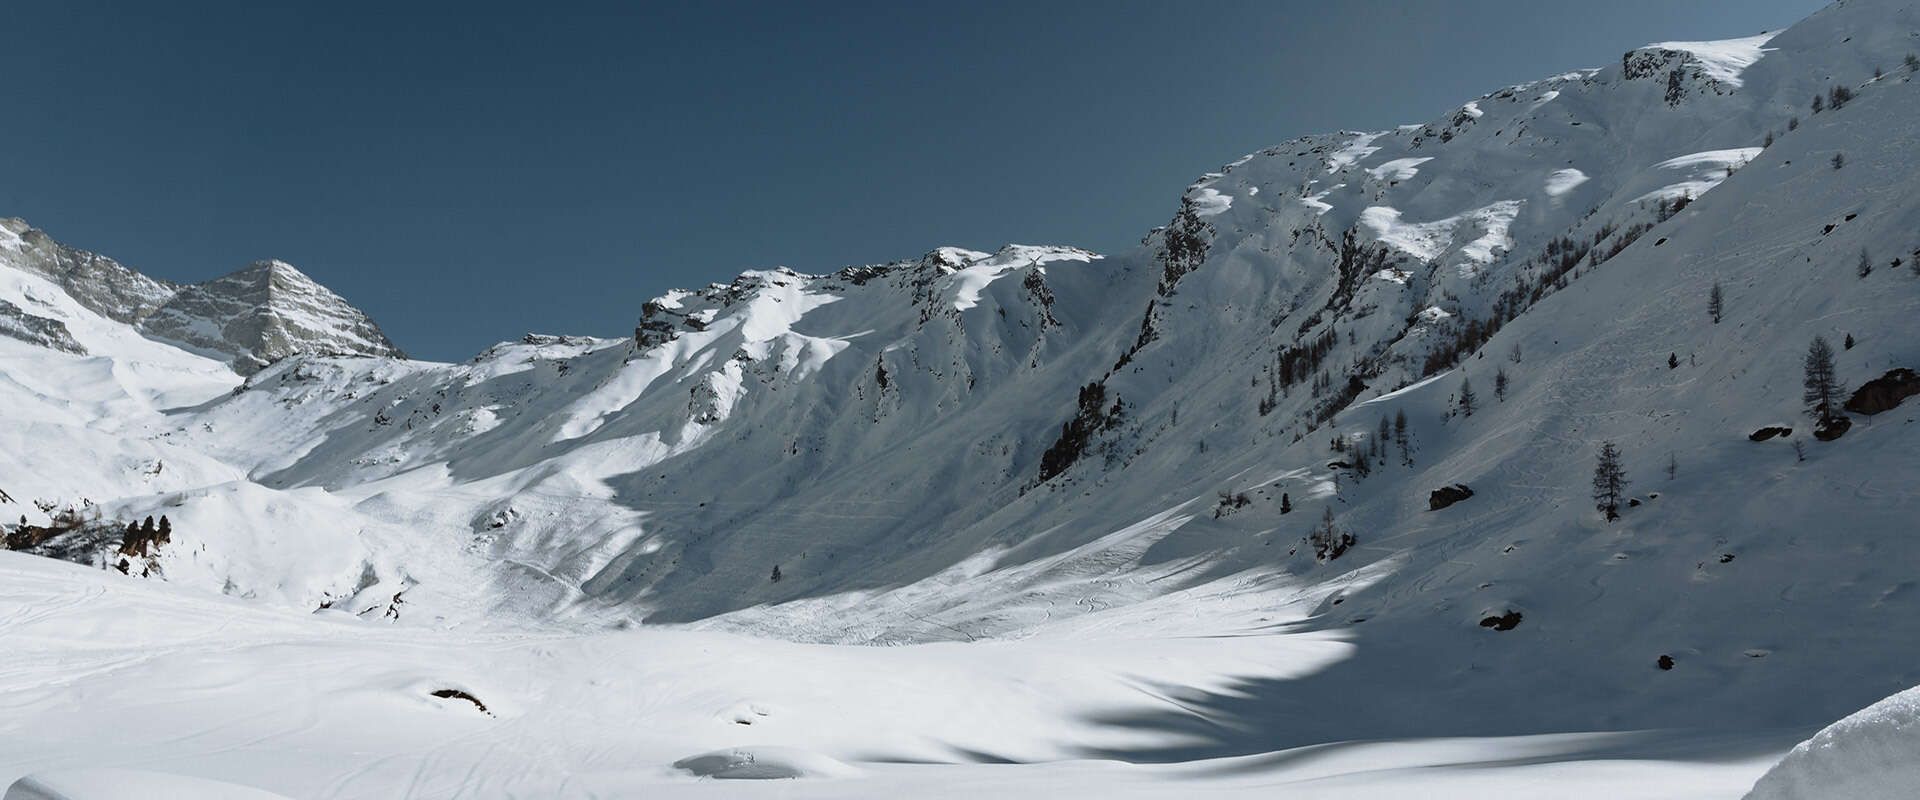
top-left (1763, 131), bottom-right (1774, 148)
top-left (1857, 248), bottom-right (1873, 278)
top-left (1908, 53), bottom-right (1920, 71)
top-left (1844, 332), bottom-right (1856, 350)
top-left (156, 516), bottom-right (172, 544)
top-left (141, 515), bottom-right (156, 536)
top-left (1666, 452), bottom-right (1678, 481)
top-left (1592, 441), bottom-right (1629, 521)
top-left (1353, 448), bottom-right (1372, 478)
top-left (1494, 366), bottom-right (1509, 401)
top-left (1508, 342), bottom-right (1523, 364)
top-left (1803, 336), bottom-right (1843, 424)
top-left (1787, 116), bottom-right (1800, 131)
top-left (1668, 353), bottom-right (1680, 370)
top-left (1708, 282), bottom-right (1724, 324)
top-left (770, 565), bottom-right (783, 583)
top-left (1812, 93), bottom-right (1824, 113)
top-left (1832, 152), bottom-right (1846, 170)
top-left (1458, 377), bottom-right (1477, 417)
top-left (1280, 493), bottom-right (1293, 514)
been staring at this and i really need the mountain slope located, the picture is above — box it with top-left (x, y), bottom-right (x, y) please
top-left (1, 0), bottom-right (1919, 770)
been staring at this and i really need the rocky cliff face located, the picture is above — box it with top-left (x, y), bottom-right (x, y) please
top-left (137, 259), bottom-right (403, 373)
top-left (0, 218), bottom-right (402, 372)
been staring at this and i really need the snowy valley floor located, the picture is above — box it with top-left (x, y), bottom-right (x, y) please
top-left (0, 552), bottom-right (1804, 799)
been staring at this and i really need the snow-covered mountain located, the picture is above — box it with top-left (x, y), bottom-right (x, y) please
top-left (4, 0), bottom-right (1920, 796)
top-left (0, 218), bottom-right (402, 373)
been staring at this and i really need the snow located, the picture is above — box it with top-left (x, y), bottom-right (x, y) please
top-left (1367, 156), bottom-right (1433, 181)
top-left (1635, 148), bottom-right (1763, 204)
top-left (1545, 167), bottom-right (1590, 197)
top-left (1325, 132), bottom-right (1383, 171)
top-left (4, 769), bottom-right (294, 800)
top-left (3, 0), bottom-right (1920, 796)
top-left (1186, 187), bottom-right (1233, 217)
top-left (1744, 686), bottom-right (1920, 800)
top-left (0, 552), bottom-right (1794, 798)
top-left (1641, 32), bottom-right (1778, 87)
top-left (1357, 200), bottom-right (1521, 266)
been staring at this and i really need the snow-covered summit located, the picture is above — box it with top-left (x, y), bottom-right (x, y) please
top-left (0, 219), bottom-right (403, 373)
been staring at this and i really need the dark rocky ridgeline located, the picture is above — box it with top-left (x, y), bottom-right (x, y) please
top-left (1749, 426), bottom-right (1794, 442)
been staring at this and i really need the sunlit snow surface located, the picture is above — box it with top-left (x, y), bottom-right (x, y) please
top-left (0, 552), bottom-right (1795, 799)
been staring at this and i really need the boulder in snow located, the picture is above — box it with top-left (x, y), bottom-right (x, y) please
top-left (1843, 368), bottom-right (1920, 415)
top-left (1428, 484), bottom-right (1475, 511)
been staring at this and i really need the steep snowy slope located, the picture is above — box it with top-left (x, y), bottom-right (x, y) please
top-left (2, 0), bottom-right (1919, 794)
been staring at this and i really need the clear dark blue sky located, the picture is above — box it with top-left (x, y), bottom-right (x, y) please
top-left (2, 1), bottom-right (1823, 360)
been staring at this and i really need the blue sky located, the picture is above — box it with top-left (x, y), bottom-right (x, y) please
top-left (1, 0), bottom-right (1823, 360)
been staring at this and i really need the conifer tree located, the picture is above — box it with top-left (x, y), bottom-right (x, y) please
top-left (1592, 441), bottom-right (1629, 522)
top-left (1708, 282), bottom-right (1724, 324)
top-left (1495, 367), bottom-right (1509, 402)
top-left (1458, 377), bottom-right (1477, 417)
top-left (1803, 336), bottom-right (1843, 424)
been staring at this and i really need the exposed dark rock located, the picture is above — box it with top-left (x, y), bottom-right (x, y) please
top-left (1814, 415), bottom-right (1852, 441)
top-left (1479, 611), bottom-right (1523, 631)
top-left (1748, 426), bottom-right (1792, 442)
top-left (1844, 368), bottom-right (1920, 415)
top-left (1428, 484), bottom-right (1475, 511)
top-left (1657, 654), bottom-right (1675, 670)
top-left (429, 688), bottom-right (490, 715)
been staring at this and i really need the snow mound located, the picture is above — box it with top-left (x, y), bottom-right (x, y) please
top-left (1745, 685), bottom-right (1920, 800)
top-left (672, 746), bottom-right (861, 780)
top-left (4, 769), bottom-right (292, 800)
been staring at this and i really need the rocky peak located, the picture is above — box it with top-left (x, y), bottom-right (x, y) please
top-left (0, 219), bottom-right (404, 373)
top-left (138, 259), bottom-right (404, 373)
